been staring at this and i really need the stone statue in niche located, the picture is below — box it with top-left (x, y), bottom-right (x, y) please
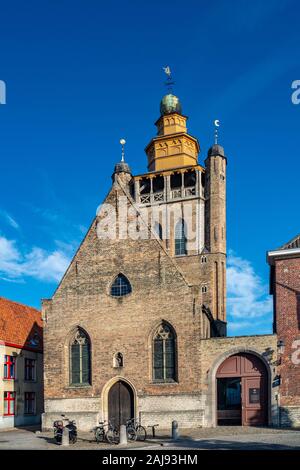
top-left (113, 352), bottom-right (123, 368)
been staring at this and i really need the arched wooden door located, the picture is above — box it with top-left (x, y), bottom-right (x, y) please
top-left (108, 381), bottom-right (134, 428)
top-left (216, 353), bottom-right (268, 426)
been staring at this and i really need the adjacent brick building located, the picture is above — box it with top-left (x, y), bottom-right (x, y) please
top-left (0, 297), bottom-right (43, 429)
top-left (268, 234), bottom-right (300, 426)
top-left (41, 91), bottom-right (297, 431)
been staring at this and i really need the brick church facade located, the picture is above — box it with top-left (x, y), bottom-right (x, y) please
top-left (41, 92), bottom-right (300, 430)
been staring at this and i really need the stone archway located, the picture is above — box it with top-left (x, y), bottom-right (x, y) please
top-left (216, 353), bottom-right (268, 426)
top-left (101, 377), bottom-right (137, 426)
top-left (206, 347), bottom-right (273, 427)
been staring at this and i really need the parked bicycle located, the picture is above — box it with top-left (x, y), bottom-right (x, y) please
top-left (126, 418), bottom-right (147, 441)
top-left (53, 419), bottom-right (63, 444)
top-left (93, 420), bottom-right (120, 445)
top-left (53, 414), bottom-right (77, 444)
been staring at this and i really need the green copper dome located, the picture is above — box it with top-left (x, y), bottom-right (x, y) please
top-left (160, 94), bottom-right (182, 116)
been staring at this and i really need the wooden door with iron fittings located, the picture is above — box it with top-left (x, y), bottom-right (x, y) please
top-left (108, 380), bottom-right (134, 428)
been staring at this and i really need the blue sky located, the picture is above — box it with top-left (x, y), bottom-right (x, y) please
top-left (0, 0), bottom-right (299, 335)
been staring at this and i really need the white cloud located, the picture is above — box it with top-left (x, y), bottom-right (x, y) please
top-left (0, 210), bottom-right (19, 230)
top-left (0, 235), bottom-right (70, 283)
top-left (227, 251), bottom-right (272, 332)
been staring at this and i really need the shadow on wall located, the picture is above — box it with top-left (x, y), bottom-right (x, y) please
top-left (279, 407), bottom-right (300, 429)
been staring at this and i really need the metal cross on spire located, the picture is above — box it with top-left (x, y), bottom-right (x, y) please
top-left (163, 66), bottom-right (175, 93)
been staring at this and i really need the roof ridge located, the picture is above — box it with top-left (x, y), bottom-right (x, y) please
top-left (279, 233), bottom-right (300, 250)
top-left (0, 296), bottom-right (40, 313)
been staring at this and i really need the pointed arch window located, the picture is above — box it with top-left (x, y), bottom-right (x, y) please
top-left (110, 273), bottom-right (132, 297)
top-left (154, 222), bottom-right (163, 240)
top-left (175, 219), bottom-right (187, 256)
top-left (70, 328), bottom-right (91, 386)
top-left (153, 323), bottom-right (176, 382)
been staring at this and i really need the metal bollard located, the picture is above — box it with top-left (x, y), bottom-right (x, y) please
top-left (62, 427), bottom-right (69, 446)
top-left (119, 424), bottom-right (127, 445)
top-left (171, 420), bottom-right (179, 440)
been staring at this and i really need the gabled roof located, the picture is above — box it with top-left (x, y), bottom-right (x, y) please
top-left (278, 233), bottom-right (300, 250)
top-left (0, 297), bottom-right (43, 351)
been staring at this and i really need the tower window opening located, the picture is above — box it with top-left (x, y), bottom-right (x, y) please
top-left (201, 256), bottom-right (207, 263)
top-left (202, 285), bottom-right (207, 293)
top-left (184, 170), bottom-right (196, 188)
top-left (153, 175), bottom-right (164, 193)
top-left (140, 178), bottom-right (150, 194)
top-left (170, 173), bottom-right (182, 189)
top-left (175, 219), bottom-right (187, 256)
top-left (154, 222), bottom-right (163, 240)
top-left (129, 182), bottom-right (135, 199)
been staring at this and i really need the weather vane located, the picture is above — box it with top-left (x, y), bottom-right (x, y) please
top-left (120, 138), bottom-right (126, 162)
top-left (214, 119), bottom-right (220, 144)
top-left (163, 66), bottom-right (175, 93)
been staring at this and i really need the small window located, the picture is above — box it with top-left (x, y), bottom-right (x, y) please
top-left (4, 355), bottom-right (16, 379)
top-left (154, 222), bottom-right (163, 240)
top-left (25, 358), bottom-right (36, 381)
top-left (110, 274), bottom-right (132, 297)
top-left (202, 285), bottom-right (207, 293)
top-left (24, 392), bottom-right (36, 415)
top-left (201, 256), bottom-right (207, 263)
top-left (4, 392), bottom-right (15, 416)
top-left (175, 219), bottom-right (187, 256)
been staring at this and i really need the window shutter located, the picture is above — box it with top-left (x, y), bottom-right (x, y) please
top-left (81, 343), bottom-right (90, 384)
top-left (153, 339), bottom-right (164, 380)
top-left (71, 343), bottom-right (80, 384)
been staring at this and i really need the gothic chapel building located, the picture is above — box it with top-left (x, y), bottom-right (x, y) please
top-left (43, 92), bottom-right (288, 430)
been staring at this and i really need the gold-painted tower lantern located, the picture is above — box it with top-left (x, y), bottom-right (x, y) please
top-left (145, 93), bottom-right (200, 172)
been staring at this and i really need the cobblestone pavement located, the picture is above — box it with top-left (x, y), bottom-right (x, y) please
top-left (0, 426), bottom-right (299, 450)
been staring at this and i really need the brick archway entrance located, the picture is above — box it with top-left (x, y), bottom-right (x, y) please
top-left (216, 353), bottom-right (268, 426)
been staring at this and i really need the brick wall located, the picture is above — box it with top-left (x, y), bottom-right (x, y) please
top-left (273, 256), bottom-right (300, 426)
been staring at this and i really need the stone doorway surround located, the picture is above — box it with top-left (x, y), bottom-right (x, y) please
top-left (101, 376), bottom-right (137, 424)
top-left (205, 345), bottom-right (275, 428)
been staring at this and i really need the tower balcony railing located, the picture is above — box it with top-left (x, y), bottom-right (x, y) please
top-left (184, 186), bottom-right (196, 197)
top-left (139, 186), bottom-right (197, 205)
top-left (170, 186), bottom-right (196, 200)
top-left (140, 191), bottom-right (164, 204)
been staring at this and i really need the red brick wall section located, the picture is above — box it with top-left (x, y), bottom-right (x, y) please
top-left (275, 257), bottom-right (300, 406)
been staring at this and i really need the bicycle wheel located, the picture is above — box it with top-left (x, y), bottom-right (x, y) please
top-left (54, 432), bottom-right (62, 444)
top-left (136, 425), bottom-right (147, 441)
top-left (106, 428), bottom-right (120, 445)
top-left (95, 428), bottom-right (105, 443)
top-left (127, 425), bottom-right (137, 441)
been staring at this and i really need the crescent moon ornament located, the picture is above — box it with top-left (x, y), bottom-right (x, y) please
top-left (214, 119), bottom-right (220, 127)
